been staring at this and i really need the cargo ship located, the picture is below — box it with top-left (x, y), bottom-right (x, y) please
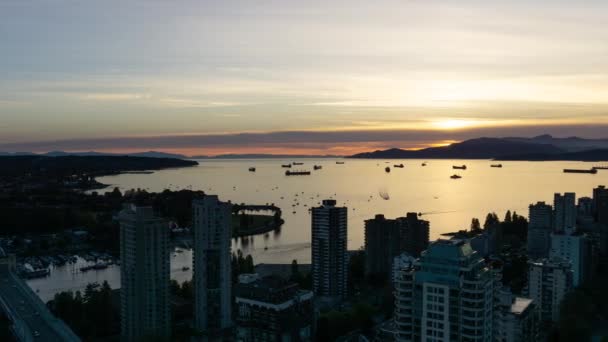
top-left (593, 166), bottom-right (608, 170)
top-left (450, 174), bottom-right (462, 179)
top-left (453, 165), bottom-right (467, 170)
top-left (394, 164), bottom-right (404, 168)
top-left (293, 162), bottom-right (304, 165)
top-left (281, 164), bottom-right (292, 168)
top-left (336, 161), bottom-right (345, 164)
top-left (491, 164), bottom-right (502, 168)
top-left (314, 165), bottom-right (322, 170)
top-left (248, 167), bottom-right (256, 172)
top-left (285, 170), bottom-right (311, 176)
top-left (563, 168), bottom-right (597, 174)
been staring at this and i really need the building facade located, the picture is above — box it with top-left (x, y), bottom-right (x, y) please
top-left (553, 192), bottom-right (576, 234)
top-left (193, 196), bottom-right (233, 336)
top-left (549, 232), bottom-right (590, 287)
top-left (527, 259), bottom-right (573, 322)
top-left (235, 274), bottom-right (314, 342)
top-left (364, 214), bottom-right (402, 278)
top-left (311, 199), bottom-right (348, 301)
top-left (527, 202), bottom-right (553, 259)
top-left (119, 205), bottom-right (170, 341)
top-left (394, 239), bottom-right (496, 342)
top-left (494, 289), bottom-right (539, 342)
top-left (397, 213), bottom-right (430, 258)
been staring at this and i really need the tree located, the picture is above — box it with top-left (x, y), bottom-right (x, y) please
top-left (470, 218), bottom-right (481, 232)
top-left (483, 212), bottom-right (499, 229)
top-left (291, 259), bottom-right (299, 278)
top-left (504, 210), bottom-right (512, 223)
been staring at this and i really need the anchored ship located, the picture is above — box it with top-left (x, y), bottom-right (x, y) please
top-left (563, 168), bottom-right (597, 174)
top-left (285, 170), bottom-right (311, 176)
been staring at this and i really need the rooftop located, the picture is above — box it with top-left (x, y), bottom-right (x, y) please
top-left (511, 297), bottom-right (534, 315)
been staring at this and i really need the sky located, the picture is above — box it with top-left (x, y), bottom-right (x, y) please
top-left (1, 0), bottom-right (608, 155)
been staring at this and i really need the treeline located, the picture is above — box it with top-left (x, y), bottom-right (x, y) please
top-left (0, 155), bottom-right (197, 178)
top-left (48, 281), bottom-right (118, 340)
top-left (550, 274), bottom-right (608, 341)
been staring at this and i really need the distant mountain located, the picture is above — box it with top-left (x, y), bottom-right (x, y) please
top-left (497, 149), bottom-right (608, 161)
top-left (191, 154), bottom-right (342, 159)
top-left (504, 135), bottom-right (608, 152)
top-left (349, 138), bottom-right (563, 159)
top-left (0, 151), bottom-right (189, 159)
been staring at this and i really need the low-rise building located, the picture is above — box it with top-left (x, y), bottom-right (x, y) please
top-left (235, 274), bottom-right (314, 342)
top-left (527, 258), bottom-right (573, 322)
top-left (494, 289), bottom-right (539, 342)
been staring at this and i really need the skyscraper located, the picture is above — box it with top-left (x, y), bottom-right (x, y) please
top-left (364, 214), bottom-right (401, 278)
top-left (311, 199), bottom-right (348, 301)
top-left (527, 259), bottom-right (573, 322)
top-left (394, 239), bottom-right (496, 342)
top-left (193, 196), bottom-right (233, 336)
top-left (593, 186), bottom-right (608, 257)
top-left (397, 212), bottom-right (430, 257)
top-left (119, 205), bottom-right (170, 341)
top-left (527, 202), bottom-right (553, 259)
top-left (549, 232), bottom-right (591, 287)
top-left (553, 192), bottom-right (576, 234)
top-left (592, 185), bottom-right (608, 224)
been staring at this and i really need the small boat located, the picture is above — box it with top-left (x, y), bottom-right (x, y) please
top-left (336, 161), bottom-right (345, 164)
top-left (490, 164), bottom-right (502, 168)
top-left (182, 267), bottom-right (190, 271)
top-left (453, 165), bottom-right (467, 170)
top-left (248, 167), bottom-right (256, 172)
top-left (385, 167), bottom-right (391, 173)
top-left (285, 170), bottom-right (311, 176)
top-left (394, 164), bottom-right (404, 168)
top-left (281, 164), bottom-right (292, 168)
top-left (563, 168), bottom-right (597, 174)
top-left (450, 174), bottom-right (462, 179)
top-left (293, 162), bottom-right (304, 165)
top-left (314, 165), bottom-right (322, 170)
top-left (422, 162), bottom-right (427, 166)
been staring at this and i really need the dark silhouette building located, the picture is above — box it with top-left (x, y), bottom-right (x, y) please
top-left (364, 214), bottom-right (401, 278)
top-left (235, 274), bottom-right (313, 341)
top-left (397, 213), bottom-right (430, 257)
top-left (311, 200), bottom-right (348, 301)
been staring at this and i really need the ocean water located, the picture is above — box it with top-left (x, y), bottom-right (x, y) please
top-left (29, 158), bottom-right (607, 300)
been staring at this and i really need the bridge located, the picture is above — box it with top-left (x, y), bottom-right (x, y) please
top-left (0, 248), bottom-right (80, 342)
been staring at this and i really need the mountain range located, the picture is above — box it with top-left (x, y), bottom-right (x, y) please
top-left (3, 135), bottom-right (608, 161)
top-left (349, 135), bottom-right (608, 161)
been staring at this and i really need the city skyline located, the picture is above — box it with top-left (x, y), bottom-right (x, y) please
top-left (2, 1), bottom-right (608, 155)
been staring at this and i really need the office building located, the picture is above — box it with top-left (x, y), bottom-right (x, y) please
top-left (394, 239), bottom-right (495, 342)
top-left (527, 259), bottom-right (573, 322)
top-left (549, 232), bottom-right (591, 287)
top-left (193, 196), bottom-right (233, 336)
top-left (364, 214), bottom-right (401, 278)
top-left (593, 186), bottom-right (608, 257)
top-left (553, 192), bottom-right (576, 234)
top-left (119, 205), bottom-right (170, 341)
top-left (494, 289), bottom-right (539, 342)
top-left (593, 185), bottom-right (608, 224)
top-left (235, 274), bottom-right (314, 341)
top-left (527, 202), bottom-right (553, 259)
top-left (397, 213), bottom-right (430, 257)
top-left (311, 199), bottom-right (348, 301)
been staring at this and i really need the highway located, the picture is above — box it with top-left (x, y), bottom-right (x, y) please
top-left (0, 269), bottom-right (80, 342)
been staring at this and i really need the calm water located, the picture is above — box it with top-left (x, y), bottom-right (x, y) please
top-left (30, 158), bottom-right (608, 301)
